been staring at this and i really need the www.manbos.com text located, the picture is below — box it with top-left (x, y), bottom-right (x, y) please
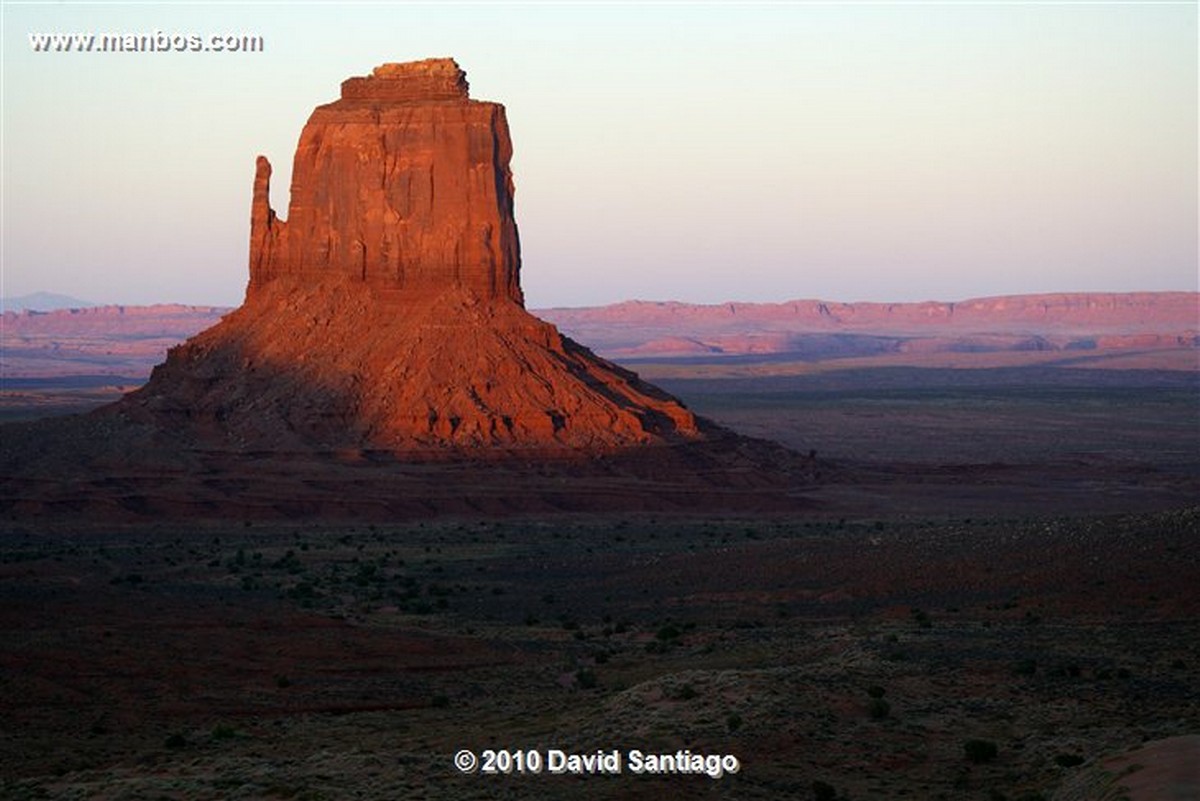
top-left (29, 31), bottom-right (264, 54)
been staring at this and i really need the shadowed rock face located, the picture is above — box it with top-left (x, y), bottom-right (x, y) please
top-left (117, 59), bottom-right (703, 454)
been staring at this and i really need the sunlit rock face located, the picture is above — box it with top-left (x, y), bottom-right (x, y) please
top-left (122, 59), bottom-right (702, 454)
top-left (248, 59), bottom-right (522, 307)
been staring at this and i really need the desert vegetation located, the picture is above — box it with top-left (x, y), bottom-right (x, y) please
top-left (2, 508), bottom-right (1196, 799)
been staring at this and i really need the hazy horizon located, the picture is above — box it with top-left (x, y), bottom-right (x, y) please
top-left (3, 3), bottom-right (1196, 309)
top-left (5, 287), bottom-right (1198, 318)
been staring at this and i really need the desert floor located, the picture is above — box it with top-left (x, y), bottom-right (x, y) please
top-left (2, 362), bottom-right (1197, 800)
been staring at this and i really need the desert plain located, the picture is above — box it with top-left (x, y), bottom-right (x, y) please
top-left (2, 298), bottom-right (1197, 801)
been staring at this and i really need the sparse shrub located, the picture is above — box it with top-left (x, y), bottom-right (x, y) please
top-left (211, 724), bottom-right (237, 741)
top-left (867, 685), bottom-right (886, 698)
top-left (288, 582), bottom-right (316, 600)
top-left (911, 608), bottom-right (932, 628)
top-left (726, 713), bottom-right (743, 732)
top-left (1013, 658), bottom-right (1038, 677)
top-left (656, 624), bottom-right (681, 641)
top-left (1054, 753), bottom-right (1084, 767)
top-left (1050, 663), bottom-right (1081, 678)
top-left (673, 683), bottom-right (698, 701)
top-left (812, 780), bottom-right (837, 801)
top-left (430, 694), bottom-right (450, 708)
top-left (964, 739), bottom-right (998, 763)
top-left (868, 698), bottom-right (891, 719)
top-left (275, 674), bottom-right (292, 688)
top-left (575, 669), bottom-right (598, 689)
top-left (165, 733), bottom-right (187, 749)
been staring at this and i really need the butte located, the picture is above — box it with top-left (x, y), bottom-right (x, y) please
top-left (0, 59), bottom-right (811, 519)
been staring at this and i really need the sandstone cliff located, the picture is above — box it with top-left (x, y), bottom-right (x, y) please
top-left (111, 59), bottom-right (701, 454)
top-left (248, 59), bottom-right (521, 306)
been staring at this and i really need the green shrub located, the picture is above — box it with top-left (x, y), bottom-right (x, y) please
top-left (211, 724), bottom-right (237, 741)
top-left (812, 780), bottom-right (837, 801)
top-left (1013, 658), bottom-right (1038, 677)
top-left (964, 739), bottom-right (998, 763)
top-left (868, 698), bottom-right (891, 719)
top-left (656, 624), bottom-right (681, 641)
top-left (673, 683), bottom-right (698, 701)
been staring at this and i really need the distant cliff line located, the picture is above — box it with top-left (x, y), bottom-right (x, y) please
top-left (7, 290), bottom-right (1196, 325)
top-left (3, 291), bottom-right (1196, 379)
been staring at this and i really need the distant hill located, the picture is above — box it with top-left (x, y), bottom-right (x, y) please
top-left (2, 304), bottom-right (230, 379)
top-left (539, 292), bottom-right (1199, 364)
top-left (1, 292), bottom-right (1196, 380)
top-left (1, 292), bottom-right (96, 313)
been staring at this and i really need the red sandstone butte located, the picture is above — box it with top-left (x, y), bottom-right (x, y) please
top-left (249, 59), bottom-right (521, 305)
top-left (114, 59), bottom-right (701, 453)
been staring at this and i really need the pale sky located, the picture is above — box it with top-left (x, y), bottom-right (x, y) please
top-left (2, 2), bottom-right (1196, 308)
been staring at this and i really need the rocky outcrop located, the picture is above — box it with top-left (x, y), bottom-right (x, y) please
top-left (113, 59), bottom-right (703, 454)
top-left (248, 58), bottom-right (521, 306)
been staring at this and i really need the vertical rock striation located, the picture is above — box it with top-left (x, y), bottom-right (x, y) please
top-left (248, 59), bottom-right (522, 306)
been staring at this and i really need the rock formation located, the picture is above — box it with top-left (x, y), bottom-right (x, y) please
top-left (0, 59), bottom-right (811, 520)
top-left (113, 59), bottom-right (703, 454)
top-left (248, 59), bottom-right (521, 305)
